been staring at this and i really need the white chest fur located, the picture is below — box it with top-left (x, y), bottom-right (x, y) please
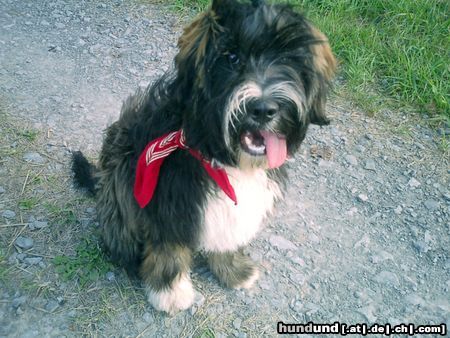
top-left (200, 167), bottom-right (282, 253)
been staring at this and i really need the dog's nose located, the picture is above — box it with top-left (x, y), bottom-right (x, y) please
top-left (251, 101), bottom-right (278, 121)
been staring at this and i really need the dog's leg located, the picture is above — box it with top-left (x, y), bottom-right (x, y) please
top-left (207, 248), bottom-right (259, 289)
top-left (140, 243), bottom-right (194, 314)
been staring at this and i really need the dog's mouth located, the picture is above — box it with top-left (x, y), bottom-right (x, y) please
top-left (240, 130), bottom-right (287, 168)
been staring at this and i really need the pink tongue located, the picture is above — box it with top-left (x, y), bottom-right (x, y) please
top-left (260, 131), bottom-right (287, 169)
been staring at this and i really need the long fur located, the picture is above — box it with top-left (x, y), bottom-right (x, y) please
top-left (72, 0), bottom-right (336, 314)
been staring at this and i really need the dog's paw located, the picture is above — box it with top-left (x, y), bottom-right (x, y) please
top-left (234, 267), bottom-right (260, 289)
top-left (146, 274), bottom-right (195, 315)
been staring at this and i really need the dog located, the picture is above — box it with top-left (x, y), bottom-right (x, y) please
top-left (72, 0), bottom-right (336, 314)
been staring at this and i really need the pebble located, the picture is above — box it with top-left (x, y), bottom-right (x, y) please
top-left (370, 251), bottom-right (394, 264)
top-left (290, 255), bottom-right (306, 267)
top-left (357, 194), bottom-right (368, 202)
top-left (424, 199), bottom-right (439, 211)
top-left (142, 312), bottom-right (154, 324)
top-left (0, 186), bottom-right (5, 194)
top-left (24, 257), bottom-right (42, 265)
top-left (394, 206), bottom-right (402, 215)
top-left (408, 178), bottom-right (421, 188)
top-left (106, 271), bottom-right (115, 281)
top-left (364, 159), bottom-right (376, 171)
top-left (45, 300), bottom-right (59, 313)
top-left (2, 210), bottom-right (16, 219)
top-left (268, 235), bottom-right (297, 251)
top-left (405, 293), bottom-right (426, 307)
top-left (355, 145), bottom-right (365, 153)
top-left (345, 154), bottom-right (358, 166)
top-left (15, 236), bottom-right (34, 250)
top-left (373, 271), bottom-right (400, 287)
top-left (29, 220), bottom-right (48, 230)
top-left (23, 152), bottom-right (45, 164)
top-left (233, 318), bottom-right (242, 330)
top-left (289, 272), bottom-right (306, 286)
top-left (413, 240), bottom-right (429, 253)
top-left (55, 22), bottom-right (65, 29)
top-left (357, 305), bottom-right (377, 323)
top-left (12, 296), bottom-right (27, 309)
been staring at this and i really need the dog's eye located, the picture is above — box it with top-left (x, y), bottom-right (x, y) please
top-left (228, 53), bottom-right (240, 65)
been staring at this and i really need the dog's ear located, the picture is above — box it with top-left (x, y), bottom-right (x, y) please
top-left (251, 0), bottom-right (265, 7)
top-left (176, 8), bottom-right (224, 90)
top-left (308, 25), bottom-right (337, 126)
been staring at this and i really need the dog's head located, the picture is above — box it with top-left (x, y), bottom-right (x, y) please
top-left (174, 0), bottom-right (336, 169)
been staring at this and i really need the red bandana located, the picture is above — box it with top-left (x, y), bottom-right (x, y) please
top-left (134, 130), bottom-right (237, 208)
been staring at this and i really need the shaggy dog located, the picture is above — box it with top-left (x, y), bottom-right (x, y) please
top-left (72, 0), bottom-right (336, 314)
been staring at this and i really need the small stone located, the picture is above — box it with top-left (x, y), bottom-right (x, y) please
top-left (55, 22), bottom-right (65, 29)
top-left (424, 199), bottom-right (439, 211)
top-left (193, 291), bottom-right (205, 307)
top-left (106, 271), bottom-right (115, 281)
top-left (12, 296), bottom-right (27, 309)
top-left (443, 193), bottom-right (450, 201)
top-left (365, 133), bottom-right (373, 140)
top-left (40, 20), bottom-right (50, 26)
top-left (364, 160), bottom-right (376, 171)
top-left (32, 220), bottom-right (48, 229)
top-left (357, 194), bottom-right (368, 202)
top-left (370, 251), bottom-right (394, 264)
top-left (408, 178), bottom-right (421, 188)
top-left (358, 305), bottom-right (377, 323)
top-left (17, 253), bottom-right (26, 262)
top-left (345, 154), bottom-right (358, 166)
top-left (405, 293), bottom-right (426, 306)
top-left (45, 300), bottom-right (59, 313)
top-left (290, 273), bottom-right (306, 286)
top-left (23, 152), bottom-right (45, 164)
top-left (142, 312), bottom-right (153, 324)
top-left (413, 240), bottom-right (429, 253)
top-left (0, 186), bottom-right (5, 194)
top-left (374, 271), bottom-right (399, 287)
top-left (15, 236), bottom-right (34, 250)
top-left (24, 257), bottom-right (42, 266)
top-left (233, 318), bottom-right (242, 330)
top-left (2, 210), bottom-right (16, 219)
top-left (290, 256), bottom-right (305, 267)
top-left (86, 207), bottom-right (95, 214)
top-left (269, 235), bottom-right (297, 251)
top-left (394, 206), bottom-right (402, 215)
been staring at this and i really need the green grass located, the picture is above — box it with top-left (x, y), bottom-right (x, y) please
top-left (53, 237), bottom-right (114, 287)
top-left (172, 0), bottom-right (449, 121)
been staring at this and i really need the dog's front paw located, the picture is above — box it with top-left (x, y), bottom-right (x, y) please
top-left (146, 274), bottom-right (195, 315)
top-left (234, 267), bottom-right (259, 289)
top-left (207, 250), bottom-right (260, 289)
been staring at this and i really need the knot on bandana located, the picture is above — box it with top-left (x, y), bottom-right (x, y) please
top-left (134, 130), bottom-right (237, 208)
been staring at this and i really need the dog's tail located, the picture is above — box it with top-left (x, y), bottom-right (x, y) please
top-left (71, 151), bottom-right (98, 196)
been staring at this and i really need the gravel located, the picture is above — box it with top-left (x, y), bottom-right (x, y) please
top-left (15, 237), bottom-right (34, 250)
top-left (0, 0), bottom-right (449, 337)
top-left (1, 210), bottom-right (16, 219)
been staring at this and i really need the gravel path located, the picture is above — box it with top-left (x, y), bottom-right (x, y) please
top-left (1, 0), bottom-right (449, 337)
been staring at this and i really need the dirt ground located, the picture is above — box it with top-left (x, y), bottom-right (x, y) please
top-left (1, 0), bottom-right (449, 337)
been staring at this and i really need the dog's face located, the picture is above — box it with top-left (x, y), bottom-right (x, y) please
top-left (175, 0), bottom-right (336, 169)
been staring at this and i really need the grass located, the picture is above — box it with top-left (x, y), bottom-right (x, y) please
top-left (53, 237), bottom-right (114, 287)
top-left (171, 0), bottom-right (449, 122)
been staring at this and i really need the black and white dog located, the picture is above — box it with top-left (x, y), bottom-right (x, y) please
top-left (72, 0), bottom-right (336, 314)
